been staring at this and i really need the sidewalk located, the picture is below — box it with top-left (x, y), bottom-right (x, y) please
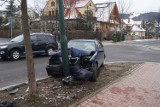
top-left (75, 62), bottom-right (160, 107)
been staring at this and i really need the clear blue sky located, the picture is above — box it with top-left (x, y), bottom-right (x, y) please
top-left (0, 0), bottom-right (160, 13)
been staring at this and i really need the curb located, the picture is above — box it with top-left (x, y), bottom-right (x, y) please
top-left (0, 76), bottom-right (49, 92)
top-left (69, 62), bottom-right (144, 107)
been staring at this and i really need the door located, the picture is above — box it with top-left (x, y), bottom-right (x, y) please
top-left (30, 35), bottom-right (40, 52)
top-left (36, 35), bottom-right (48, 51)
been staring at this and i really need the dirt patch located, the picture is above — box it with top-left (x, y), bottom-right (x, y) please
top-left (0, 62), bottom-right (140, 107)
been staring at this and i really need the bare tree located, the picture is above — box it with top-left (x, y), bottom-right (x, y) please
top-left (33, 0), bottom-right (47, 16)
top-left (116, 0), bottom-right (133, 40)
top-left (117, 0), bottom-right (132, 18)
top-left (1, 0), bottom-right (37, 98)
top-left (21, 0), bottom-right (37, 97)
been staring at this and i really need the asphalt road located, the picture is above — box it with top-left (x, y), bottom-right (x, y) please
top-left (0, 56), bottom-right (49, 88)
top-left (104, 44), bottom-right (160, 63)
top-left (0, 39), bottom-right (160, 88)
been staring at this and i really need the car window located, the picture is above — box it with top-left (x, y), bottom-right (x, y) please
top-left (30, 35), bottom-right (37, 42)
top-left (10, 35), bottom-right (23, 42)
top-left (37, 35), bottom-right (48, 41)
top-left (46, 35), bottom-right (56, 42)
top-left (68, 41), bottom-right (96, 51)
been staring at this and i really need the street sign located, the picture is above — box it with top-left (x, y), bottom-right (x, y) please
top-left (8, 16), bottom-right (15, 28)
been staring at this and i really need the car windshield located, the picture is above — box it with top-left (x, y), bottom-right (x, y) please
top-left (68, 40), bottom-right (96, 51)
top-left (10, 35), bottom-right (24, 42)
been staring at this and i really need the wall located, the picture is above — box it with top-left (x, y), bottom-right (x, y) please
top-left (53, 30), bottom-right (105, 41)
top-left (0, 29), bottom-right (40, 38)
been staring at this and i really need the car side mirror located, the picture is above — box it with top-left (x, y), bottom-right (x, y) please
top-left (98, 48), bottom-right (104, 52)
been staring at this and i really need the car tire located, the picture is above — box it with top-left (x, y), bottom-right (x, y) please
top-left (90, 63), bottom-right (98, 81)
top-left (10, 49), bottom-right (21, 60)
top-left (46, 47), bottom-right (55, 56)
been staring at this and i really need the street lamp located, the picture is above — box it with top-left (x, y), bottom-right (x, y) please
top-left (58, 0), bottom-right (70, 77)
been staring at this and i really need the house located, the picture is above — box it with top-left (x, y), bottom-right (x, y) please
top-left (95, 2), bottom-right (121, 39)
top-left (64, 0), bottom-right (97, 31)
top-left (64, 0), bottom-right (96, 19)
top-left (15, 8), bottom-right (39, 21)
top-left (131, 25), bottom-right (146, 39)
top-left (41, 0), bottom-right (59, 32)
top-left (42, 0), bottom-right (58, 20)
top-left (123, 18), bottom-right (146, 40)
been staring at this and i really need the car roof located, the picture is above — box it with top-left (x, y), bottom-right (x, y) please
top-left (31, 32), bottom-right (54, 36)
top-left (69, 39), bottom-right (97, 42)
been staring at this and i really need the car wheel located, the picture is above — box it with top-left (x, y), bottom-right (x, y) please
top-left (90, 62), bottom-right (98, 81)
top-left (10, 49), bottom-right (21, 60)
top-left (46, 47), bottom-right (54, 56)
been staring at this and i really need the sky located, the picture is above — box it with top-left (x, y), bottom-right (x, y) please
top-left (0, 0), bottom-right (160, 14)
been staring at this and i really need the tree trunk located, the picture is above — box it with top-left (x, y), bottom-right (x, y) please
top-left (21, 0), bottom-right (37, 97)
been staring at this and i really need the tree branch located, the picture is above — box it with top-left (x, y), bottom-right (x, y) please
top-left (0, 0), bottom-right (9, 6)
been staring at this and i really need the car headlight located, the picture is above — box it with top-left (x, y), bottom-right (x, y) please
top-left (0, 45), bottom-right (8, 49)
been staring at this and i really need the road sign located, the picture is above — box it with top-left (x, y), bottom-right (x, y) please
top-left (8, 16), bottom-right (15, 28)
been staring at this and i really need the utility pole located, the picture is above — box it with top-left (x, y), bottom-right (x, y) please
top-left (58, 0), bottom-right (70, 77)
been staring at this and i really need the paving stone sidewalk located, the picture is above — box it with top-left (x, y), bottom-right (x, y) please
top-left (76, 62), bottom-right (160, 107)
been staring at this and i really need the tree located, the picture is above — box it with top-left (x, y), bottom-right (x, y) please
top-left (33, 0), bottom-right (47, 16)
top-left (117, 0), bottom-right (133, 40)
top-left (5, 0), bottom-right (16, 17)
top-left (21, 0), bottom-right (37, 98)
top-left (0, 16), bottom-right (4, 26)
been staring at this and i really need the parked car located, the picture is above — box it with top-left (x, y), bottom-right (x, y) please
top-left (46, 39), bottom-right (105, 81)
top-left (0, 33), bottom-right (58, 60)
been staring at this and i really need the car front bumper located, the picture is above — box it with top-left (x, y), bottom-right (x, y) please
top-left (0, 48), bottom-right (8, 57)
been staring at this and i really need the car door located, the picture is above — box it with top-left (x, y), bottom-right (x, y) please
top-left (36, 34), bottom-right (48, 52)
top-left (31, 35), bottom-right (39, 52)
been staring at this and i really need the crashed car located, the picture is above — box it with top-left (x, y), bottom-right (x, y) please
top-left (46, 39), bottom-right (106, 81)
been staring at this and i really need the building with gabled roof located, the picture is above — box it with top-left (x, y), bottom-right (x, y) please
top-left (94, 2), bottom-right (121, 39)
top-left (42, 0), bottom-right (58, 20)
top-left (64, 0), bottom-right (96, 20)
top-left (123, 18), bottom-right (146, 40)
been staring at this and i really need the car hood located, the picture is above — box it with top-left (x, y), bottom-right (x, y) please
top-left (0, 41), bottom-right (17, 46)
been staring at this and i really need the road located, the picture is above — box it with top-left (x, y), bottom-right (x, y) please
top-left (0, 56), bottom-right (49, 88)
top-left (0, 39), bottom-right (160, 88)
top-left (105, 44), bottom-right (160, 63)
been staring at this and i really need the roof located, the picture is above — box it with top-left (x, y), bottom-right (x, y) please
top-left (75, 0), bottom-right (90, 8)
top-left (69, 39), bottom-right (97, 42)
top-left (64, 0), bottom-right (90, 8)
top-left (64, 0), bottom-right (91, 19)
top-left (123, 19), bottom-right (142, 26)
top-left (131, 25), bottom-right (146, 32)
top-left (95, 2), bottom-right (116, 22)
top-left (65, 8), bottom-right (80, 19)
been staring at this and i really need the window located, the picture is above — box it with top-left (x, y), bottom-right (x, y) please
top-left (37, 35), bottom-right (48, 41)
top-left (30, 35), bottom-right (37, 42)
top-left (51, 1), bottom-right (55, 7)
top-left (49, 11), bottom-right (51, 16)
top-left (52, 11), bottom-right (55, 16)
top-left (56, 10), bottom-right (58, 16)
